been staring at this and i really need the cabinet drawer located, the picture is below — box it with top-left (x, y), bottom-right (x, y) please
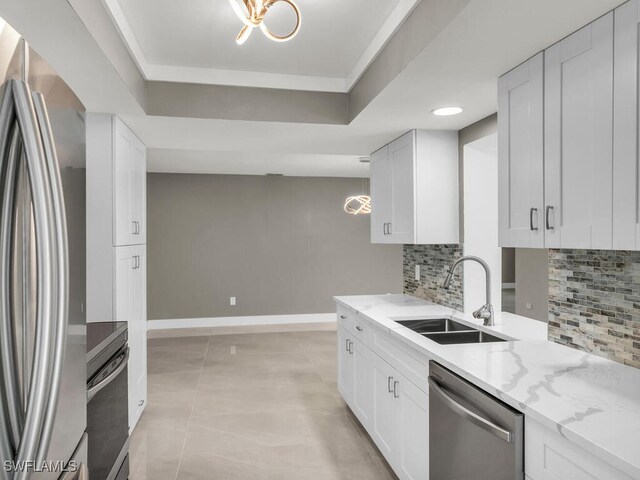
top-left (337, 306), bottom-right (372, 348)
top-left (337, 305), bottom-right (353, 330)
top-left (351, 313), bottom-right (372, 348)
top-left (372, 326), bottom-right (430, 393)
top-left (525, 418), bottom-right (633, 480)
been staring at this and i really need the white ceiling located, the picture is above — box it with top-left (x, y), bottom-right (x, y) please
top-left (105, 0), bottom-right (419, 92)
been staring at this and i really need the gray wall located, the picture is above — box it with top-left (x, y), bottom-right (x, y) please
top-left (502, 248), bottom-right (516, 284)
top-left (147, 173), bottom-right (403, 320)
top-left (515, 249), bottom-right (549, 322)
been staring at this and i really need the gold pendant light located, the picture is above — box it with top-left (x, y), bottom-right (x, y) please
top-left (228, 0), bottom-right (301, 45)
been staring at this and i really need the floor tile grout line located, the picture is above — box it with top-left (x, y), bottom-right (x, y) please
top-left (173, 333), bottom-right (213, 480)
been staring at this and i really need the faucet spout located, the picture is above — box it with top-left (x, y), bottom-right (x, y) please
top-left (442, 255), bottom-right (494, 327)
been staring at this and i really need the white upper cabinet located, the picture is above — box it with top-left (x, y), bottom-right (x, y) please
top-left (613, 0), bottom-right (640, 249)
top-left (370, 130), bottom-right (459, 245)
top-left (544, 13), bottom-right (614, 249)
top-left (370, 145), bottom-right (392, 243)
top-left (499, 13), bottom-right (616, 250)
top-left (498, 53), bottom-right (544, 248)
top-left (113, 118), bottom-right (146, 246)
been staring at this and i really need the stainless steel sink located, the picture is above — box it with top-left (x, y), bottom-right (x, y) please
top-left (396, 318), bottom-right (472, 334)
top-left (422, 330), bottom-right (507, 345)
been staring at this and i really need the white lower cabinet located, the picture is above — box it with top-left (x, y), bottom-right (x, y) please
top-left (337, 327), bottom-right (354, 403)
top-left (338, 324), bottom-right (429, 480)
top-left (397, 378), bottom-right (429, 480)
top-left (115, 245), bottom-right (147, 432)
top-left (352, 338), bottom-right (374, 425)
top-left (372, 354), bottom-right (400, 462)
top-left (525, 418), bottom-right (633, 480)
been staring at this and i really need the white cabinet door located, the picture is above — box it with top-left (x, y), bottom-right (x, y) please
top-left (129, 245), bottom-right (147, 429)
top-left (498, 53), bottom-right (544, 248)
top-left (397, 377), bottom-right (429, 480)
top-left (544, 13), bottom-right (614, 249)
top-left (337, 328), bottom-right (354, 403)
top-left (115, 245), bottom-right (147, 431)
top-left (113, 119), bottom-right (133, 246)
top-left (352, 338), bottom-right (374, 426)
top-left (130, 136), bottom-right (146, 245)
top-left (370, 146), bottom-right (392, 243)
top-left (389, 131), bottom-right (415, 243)
top-left (372, 354), bottom-right (399, 464)
top-left (613, 0), bottom-right (640, 249)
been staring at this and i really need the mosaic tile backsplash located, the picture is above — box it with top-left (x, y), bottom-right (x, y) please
top-left (549, 249), bottom-right (640, 368)
top-left (403, 244), bottom-right (463, 311)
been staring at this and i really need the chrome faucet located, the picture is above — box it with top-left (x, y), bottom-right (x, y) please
top-left (442, 255), bottom-right (495, 327)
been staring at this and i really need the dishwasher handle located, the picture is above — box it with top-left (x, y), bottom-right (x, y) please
top-left (428, 376), bottom-right (512, 443)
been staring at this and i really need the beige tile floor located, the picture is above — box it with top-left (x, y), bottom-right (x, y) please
top-left (130, 330), bottom-right (398, 480)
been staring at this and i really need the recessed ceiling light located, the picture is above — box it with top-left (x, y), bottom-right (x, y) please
top-left (432, 107), bottom-right (463, 116)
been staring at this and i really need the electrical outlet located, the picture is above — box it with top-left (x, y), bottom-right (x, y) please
top-left (525, 302), bottom-right (532, 310)
top-left (230, 297), bottom-right (236, 306)
top-left (415, 265), bottom-right (420, 281)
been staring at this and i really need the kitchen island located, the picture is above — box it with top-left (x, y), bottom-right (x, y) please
top-left (335, 294), bottom-right (640, 480)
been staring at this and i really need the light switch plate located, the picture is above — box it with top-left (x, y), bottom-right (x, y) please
top-left (525, 302), bottom-right (532, 310)
top-left (230, 297), bottom-right (236, 306)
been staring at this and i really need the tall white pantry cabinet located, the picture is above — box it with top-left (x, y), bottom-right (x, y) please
top-left (86, 114), bottom-right (148, 432)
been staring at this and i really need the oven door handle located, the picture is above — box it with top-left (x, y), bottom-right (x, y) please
top-left (87, 347), bottom-right (129, 402)
top-left (428, 376), bottom-right (512, 443)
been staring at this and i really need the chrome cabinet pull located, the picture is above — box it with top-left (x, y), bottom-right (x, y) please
top-left (138, 399), bottom-right (145, 407)
top-left (387, 376), bottom-right (394, 393)
top-left (383, 222), bottom-right (388, 235)
top-left (348, 340), bottom-right (353, 355)
top-left (545, 205), bottom-right (554, 230)
top-left (393, 381), bottom-right (399, 398)
top-left (339, 315), bottom-right (347, 320)
top-left (529, 207), bottom-right (538, 231)
top-left (345, 339), bottom-right (349, 352)
top-left (388, 222), bottom-right (392, 235)
top-left (428, 376), bottom-right (512, 443)
top-left (355, 325), bottom-right (363, 332)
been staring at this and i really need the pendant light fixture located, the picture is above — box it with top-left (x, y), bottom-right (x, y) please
top-left (228, 0), bottom-right (301, 45)
top-left (344, 158), bottom-right (371, 215)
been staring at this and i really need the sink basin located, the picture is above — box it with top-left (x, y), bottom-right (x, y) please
top-left (396, 318), bottom-right (472, 334)
top-left (423, 331), bottom-right (507, 345)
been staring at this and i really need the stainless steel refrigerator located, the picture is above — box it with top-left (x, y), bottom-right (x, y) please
top-left (0, 18), bottom-right (87, 480)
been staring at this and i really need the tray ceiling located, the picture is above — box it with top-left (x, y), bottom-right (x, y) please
top-left (104, 0), bottom-right (419, 92)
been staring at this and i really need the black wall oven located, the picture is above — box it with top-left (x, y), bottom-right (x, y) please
top-left (87, 322), bottom-right (130, 480)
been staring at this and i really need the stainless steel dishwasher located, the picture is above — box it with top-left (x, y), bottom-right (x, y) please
top-left (429, 361), bottom-right (524, 480)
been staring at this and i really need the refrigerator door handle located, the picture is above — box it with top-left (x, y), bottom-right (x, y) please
top-left (0, 80), bottom-right (21, 475)
top-left (11, 78), bottom-right (58, 478)
top-left (32, 90), bottom-right (69, 462)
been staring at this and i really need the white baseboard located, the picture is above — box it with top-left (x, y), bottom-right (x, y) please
top-left (148, 313), bottom-right (336, 330)
top-left (502, 283), bottom-right (516, 289)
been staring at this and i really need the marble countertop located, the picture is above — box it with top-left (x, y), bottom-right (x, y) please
top-left (334, 294), bottom-right (640, 479)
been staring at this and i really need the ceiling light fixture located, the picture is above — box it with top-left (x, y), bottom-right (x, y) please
top-left (344, 158), bottom-right (371, 216)
top-left (228, 0), bottom-right (301, 45)
top-left (432, 106), bottom-right (463, 116)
